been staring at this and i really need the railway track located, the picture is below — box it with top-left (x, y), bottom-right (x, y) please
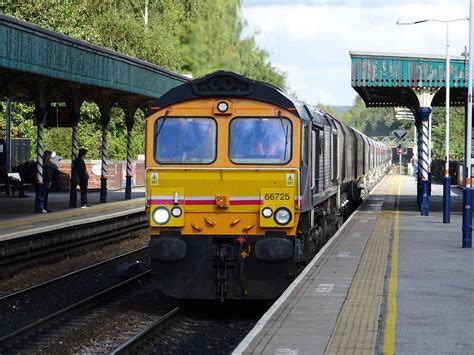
top-left (0, 270), bottom-right (154, 353)
top-left (0, 246), bottom-right (148, 302)
top-left (107, 304), bottom-right (263, 354)
top-left (0, 246), bottom-right (150, 339)
top-left (0, 244), bottom-right (264, 354)
top-left (0, 209), bottom-right (148, 277)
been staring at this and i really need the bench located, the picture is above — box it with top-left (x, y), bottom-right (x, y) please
top-left (0, 173), bottom-right (33, 197)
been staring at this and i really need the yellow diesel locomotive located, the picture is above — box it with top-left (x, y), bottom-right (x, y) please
top-left (145, 71), bottom-right (390, 301)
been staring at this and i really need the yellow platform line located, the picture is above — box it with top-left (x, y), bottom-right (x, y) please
top-left (383, 175), bottom-right (401, 354)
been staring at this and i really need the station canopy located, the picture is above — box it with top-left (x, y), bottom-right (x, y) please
top-left (350, 51), bottom-right (468, 111)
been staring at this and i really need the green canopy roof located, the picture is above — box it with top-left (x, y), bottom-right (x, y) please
top-left (350, 51), bottom-right (468, 110)
top-left (0, 13), bottom-right (188, 106)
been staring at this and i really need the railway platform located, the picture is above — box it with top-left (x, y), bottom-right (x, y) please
top-left (0, 188), bottom-right (145, 245)
top-left (234, 174), bottom-right (474, 354)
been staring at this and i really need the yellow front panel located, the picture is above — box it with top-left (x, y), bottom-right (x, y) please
top-left (146, 169), bottom-right (299, 235)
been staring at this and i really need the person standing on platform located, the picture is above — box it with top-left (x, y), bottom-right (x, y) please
top-left (72, 148), bottom-right (90, 208)
top-left (40, 150), bottom-right (53, 213)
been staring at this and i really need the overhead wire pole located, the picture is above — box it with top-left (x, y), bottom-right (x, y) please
top-left (462, 1), bottom-right (473, 248)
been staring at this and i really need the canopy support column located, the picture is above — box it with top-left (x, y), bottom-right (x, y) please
top-left (413, 88), bottom-right (437, 216)
top-left (98, 100), bottom-right (111, 203)
top-left (34, 105), bottom-right (47, 213)
top-left (419, 107), bottom-right (431, 216)
top-left (100, 115), bottom-right (110, 203)
top-left (416, 121), bottom-right (422, 206)
top-left (123, 103), bottom-right (137, 200)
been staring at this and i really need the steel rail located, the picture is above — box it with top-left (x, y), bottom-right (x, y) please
top-left (110, 307), bottom-right (181, 355)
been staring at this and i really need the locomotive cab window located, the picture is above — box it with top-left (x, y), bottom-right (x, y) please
top-left (229, 117), bottom-right (292, 164)
top-left (154, 117), bottom-right (217, 164)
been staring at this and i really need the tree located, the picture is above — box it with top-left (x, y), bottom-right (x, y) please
top-left (431, 107), bottom-right (465, 161)
top-left (340, 96), bottom-right (412, 137)
top-left (180, 0), bottom-right (286, 88)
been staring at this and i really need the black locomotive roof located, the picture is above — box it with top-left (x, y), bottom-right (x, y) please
top-left (150, 70), bottom-right (309, 120)
top-left (303, 106), bottom-right (333, 129)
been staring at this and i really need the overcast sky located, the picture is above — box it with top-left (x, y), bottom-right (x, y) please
top-left (241, 0), bottom-right (470, 106)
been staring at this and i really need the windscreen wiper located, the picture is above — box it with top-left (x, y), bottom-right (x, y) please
top-left (278, 112), bottom-right (289, 158)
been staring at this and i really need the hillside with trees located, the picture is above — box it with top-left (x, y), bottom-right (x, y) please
top-left (339, 97), bottom-right (411, 137)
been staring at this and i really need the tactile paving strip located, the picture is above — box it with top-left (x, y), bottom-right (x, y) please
top-left (325, 176), bottom-right (399, 354)
top-left (381, 194), bottom-right (397, 211)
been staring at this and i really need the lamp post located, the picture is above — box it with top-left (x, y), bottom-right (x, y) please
top-left (397, 16), bottom-right (468, 224)
top-left (463, 0), bottom-right (473, 248)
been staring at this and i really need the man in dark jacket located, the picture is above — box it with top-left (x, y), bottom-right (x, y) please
top-left (42, 150), bottom-right (54, 212)
top-left (71, 148), bottom-right (90, 208)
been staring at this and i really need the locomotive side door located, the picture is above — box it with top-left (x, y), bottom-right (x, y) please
top-left (300, 122), bottom-right (312, 211)
top-left (311, 126), bottom-right (321, 194)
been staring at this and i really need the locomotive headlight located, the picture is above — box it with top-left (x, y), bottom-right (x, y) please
top-left (262, 207), bottom-right (273, 218)
top-left (274, 207), bottom-right (292, 226)
top-left (171, 206), bottom-right (182, 218)
top-left (217, 101), bottom-right (229, 113)
top-left (152, 207), bottom-right (170, 225)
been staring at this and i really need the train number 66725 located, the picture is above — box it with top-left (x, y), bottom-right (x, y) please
top-left (264, 192), bottom-right (290, 201)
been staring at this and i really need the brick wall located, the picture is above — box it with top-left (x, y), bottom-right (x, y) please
top-left (57, 160), bottom-right (145, 191)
